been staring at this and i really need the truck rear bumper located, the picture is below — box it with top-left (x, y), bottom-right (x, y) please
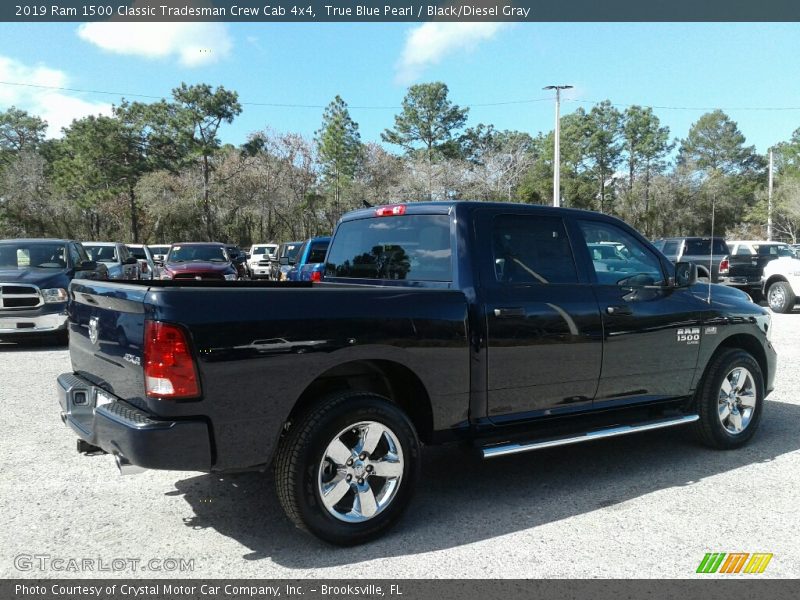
top-left (57, 372), bottom-right (212, 471)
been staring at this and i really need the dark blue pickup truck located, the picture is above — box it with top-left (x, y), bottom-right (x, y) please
top-left (0, 238), bottom-right (106, 343)
top-left (57, 202), bottom-right (776, 545)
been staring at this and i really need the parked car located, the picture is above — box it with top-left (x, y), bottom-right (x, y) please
top-left (651, 236), bottom-right (730, 282)
top-left (0, 238), bottom-right (106, 343)
top-left (159, 242), bottom-right (238, 281)
top-left (248, 243), bottom-right (279, 280)
top-left (225, 244), bottom-right (249, 280)
top-left (148, 245), bottom-right (170, 265)
top-left (126, 244), bottom-right (157, 280)
top-left (271, 241), bottom-right (303, 281)
top-left (286, 236), bottom-right (331, 282)
top-left (57, 202), bottom-right (776, 545)
top-left (82, 242), bottom-right (139, 280)
top-left (720, 240), bottom-right (796, 299)
top-left (761, 252), bottom-right (800, 313)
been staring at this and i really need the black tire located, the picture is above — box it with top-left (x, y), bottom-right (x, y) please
top-left (767, 281), bottom-right (796, 313)
top-left (273, 391), bottom-right (421, 545)
top-left (692, 349), bottom-right (764, 449)
top-left (55, 329), bottom-right (69, 346)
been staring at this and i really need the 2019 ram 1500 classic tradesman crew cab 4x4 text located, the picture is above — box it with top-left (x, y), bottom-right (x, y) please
top-left (57, 202), bottom-right (776, 545)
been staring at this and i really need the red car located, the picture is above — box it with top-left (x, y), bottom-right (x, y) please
top-left (159, 243), bottom-right (239, 281)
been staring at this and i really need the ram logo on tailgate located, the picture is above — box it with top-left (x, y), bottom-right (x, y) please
top-left (88, 317), bottom-right (99, 345)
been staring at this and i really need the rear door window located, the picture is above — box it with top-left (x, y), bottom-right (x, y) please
top-left (491, 215), bottom-right (578, 284)
top-left (326, 214), bottom-right (452, 281)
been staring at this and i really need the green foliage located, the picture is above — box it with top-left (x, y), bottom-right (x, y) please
top-left (315, 96), bottom-right (362, 224)
top-left (381, 82), bottom-right (468, 160)
top-left (0, 106), bottom-right (47, 167)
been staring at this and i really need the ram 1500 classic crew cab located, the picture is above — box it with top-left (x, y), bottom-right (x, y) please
top-left (57, 202), bottom-right (776, 545)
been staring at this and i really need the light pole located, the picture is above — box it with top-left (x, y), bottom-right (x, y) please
top-left (544, 84), bottom-right (573, 207)
top-left (768, 148), bottom-right (773, 241)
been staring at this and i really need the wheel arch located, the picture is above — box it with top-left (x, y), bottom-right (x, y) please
top-left (288, 359), bottom-right (434, 443)
top-left (707, 334), bottom-right (769, 388)
top-left (764, 274), bottom-right (788, 291)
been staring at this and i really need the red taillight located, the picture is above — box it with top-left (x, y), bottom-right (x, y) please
top-left (375, 204), bottom-right (406, 217)
top-left (310, 270), bottom-right (322, 282)
top-left (143, 320), bottom-right (200, 399)
top-left (719, 256), bottom-right (730, 274)
top-left (141, 263), bottom-right (148, 272)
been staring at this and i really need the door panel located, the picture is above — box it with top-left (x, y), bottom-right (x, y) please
top-left (486, 285), bottom-right (603, 419)
top-left (479, 211), bottom-right (603, 421)
top-left (575, 219), bottom-right (704, 405)
top-left (592, 285), bottom-right (704, 403)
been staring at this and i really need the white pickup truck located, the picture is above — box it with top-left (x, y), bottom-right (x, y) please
top-left (763, 256), bottom-right (800, 313)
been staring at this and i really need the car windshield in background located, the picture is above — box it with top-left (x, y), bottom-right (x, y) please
top-left (168, 245), bottom-right (228, 262)
top-left (149, 245), bottom-right (169, 254)
top-left (127, 247), bottom-right (147, 259)
top-left (755, 244), bottom-right (794, 257)
top-left (326, 214), bottom-right (452, 281)
top-left (284, 244), bottom-right (302, 260)
top-left (0, 242), bottom-right (67, 268)
top-left (684, 239), bottom-right (729, 255)
top-left (252, 246), bottom-right (270, 254)
top-left (83, 245), bottom-right (117, 263)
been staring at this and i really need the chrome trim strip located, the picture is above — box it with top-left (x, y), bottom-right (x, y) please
top-left (482, 414), bottom-right (700, 459)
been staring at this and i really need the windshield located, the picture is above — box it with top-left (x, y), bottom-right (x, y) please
top-left (252, 246), bottom-right (270, 255)
top-left (83, 245), bottom-right (118, 263)
top-left (0, 242), bottom-right (67, 268)
top-left (167, 245), bottom-right (228, 262)
top-left (127, 246), bottom-right (147, 259)
top-left (148, 245), bottom-right (169, 255)
top-left (282, 243), bottom-right (302, 260)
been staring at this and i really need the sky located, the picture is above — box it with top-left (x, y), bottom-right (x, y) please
top-left (1, 22), bottom-right (799, 154)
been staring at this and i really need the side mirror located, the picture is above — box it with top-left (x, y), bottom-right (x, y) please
top-left (245, 253), bottom-right (251, 260)
top-left (79, 260), bottom-right (97, 271)
top-left (675, 261), bottom-right (698, 287)
top-left (124, 256), bottom-right (138, 265)
top-left (279, 257), bottom-right (289, 265)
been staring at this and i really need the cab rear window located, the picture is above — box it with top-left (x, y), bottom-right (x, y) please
top-left (326, 215), bottom-right (452, 281)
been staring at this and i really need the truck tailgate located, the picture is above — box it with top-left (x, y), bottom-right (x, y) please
top-left (68, 280), bottom-right (149, 402)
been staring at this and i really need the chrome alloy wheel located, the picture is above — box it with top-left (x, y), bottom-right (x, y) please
top-left (317, 421), bottom-right (404, 523)
top-left (718, 367), bottom-right (757, 435)
top-left (769, 285), bottom-right (786, 311)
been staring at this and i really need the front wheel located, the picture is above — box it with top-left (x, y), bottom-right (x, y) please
top-left (692, 349), bottom-right (764, 449)
top-left (273, 392), bottom-right (421, 545)
top-left (767, 281), bottom-right (796, 313)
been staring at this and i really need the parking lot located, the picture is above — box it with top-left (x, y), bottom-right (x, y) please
top-left (1, 310), bottom-right (798, 579)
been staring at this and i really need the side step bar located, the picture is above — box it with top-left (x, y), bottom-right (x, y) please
top-left (481, 414), bottom-right (699, 459)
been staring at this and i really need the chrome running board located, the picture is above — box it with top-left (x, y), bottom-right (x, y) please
top-left (481, 414), bottom-right (699, 459)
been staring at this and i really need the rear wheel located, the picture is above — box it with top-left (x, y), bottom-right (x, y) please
top-left (767, 281), bottom-right (796, 313)
top-left (273, 391), bottom-right (420, 545)
top-left (692, 349), bottom-right (764, 449)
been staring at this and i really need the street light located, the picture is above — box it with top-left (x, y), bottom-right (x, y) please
top-left (544, 85), bottom-right (573, 207)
